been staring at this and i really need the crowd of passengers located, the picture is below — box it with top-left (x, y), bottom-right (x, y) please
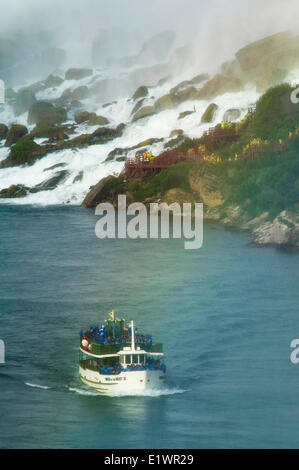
top-left (79, 326), bottom-right (152, 345)
top-left (98, 359), bottom-right (166, 375)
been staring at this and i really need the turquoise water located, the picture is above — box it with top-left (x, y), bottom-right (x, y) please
top-left (0, 204), bottom-right (299, 449)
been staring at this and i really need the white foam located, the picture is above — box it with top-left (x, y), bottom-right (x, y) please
top-left (68, 385), bottom-right (189, 398)
top-left (25, 382), bottom-right (51, 390)
top-left (0, 66), bottom-right (261, 206)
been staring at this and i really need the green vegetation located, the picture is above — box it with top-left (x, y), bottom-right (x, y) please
top-left (248, 84), bottom-right (299, 141)
top-left (9, 140), bottom-right (40, 165)
top-left (225, 137), bottom-right (299, 218)
top-left (128, 162), bottom-right (195, 201)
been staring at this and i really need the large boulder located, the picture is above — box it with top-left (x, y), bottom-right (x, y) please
top-left (197, 74), bottom-right (244, 100)
top-left (44, 74), bottom-right (64, 88)
top-left (0, 184), bottom-right (29, 198)
top-left (132, 105), bottom-right (156, 121)
top-left (132, 86), bottom-right (149, 100)
top-left (28, 101), bottom-right (67, 125)
top-left (86, 114), bottom-right (109, 126)
top-left (0, 123), bottom-right (8, 140)
top-left (30, 170), bottom-right (70, 192)
top-left (14, 89), bottom-right (36, 116)
top-left (252, 211), bottom-right (299, 247)
top-left (223, 108), bottom-right (242, 122)
top-left (5, 124), bottom-right (28, 146)
top-left (65, 68), bottom-right (93, 80)
top-left (236, 31), bottom-right (299, 91)
top-left (0, 140), bottom-right (51, 167)
top-left (82, 175), bottom-right (127, 208)
top-left (201, 103), bottom-right (218, 123)
top-left (74, 111), bottom-right (91, 124)
top-left (72, 86), bottom-right (89, 100)
top-left (178, 110), bottom-right (194, 120)
top-left (155, 94), bottom-right (176, 111)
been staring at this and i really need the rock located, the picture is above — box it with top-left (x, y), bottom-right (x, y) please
top-left (5, 124), bottom-right (28, 146)
top-left (28, 101), bottom-right (67, 125)
top-left (223, 108), bottom-right (241, 122)
top-left (0, 184), bottom-right (28, 198)
top-left (72, 86), bottom-right (89, 100)
top-left (190, 73), bottom-right (210, 84)
top-left (169, 129), bottom-right (183, 137)
top-left (43, 163), bottom-right (67, 172)
top-left (201, 103), bottom-right (218, 123)
top-left (0, 123), bottom-right (8, 140)
top-left (87, 114), bottom-right (109, 126)
top-left (132, 137), bottom-right (163, 148)
top-left (132, 86), bottom-right (148, 100)
top-left (178, 110), bottom-right (194, 120)
top-left (91, 124), bottom-right (124, 143)
top-left (1, 140), bottom-right (51, 167)
top-left (131, 99), bottom-right (145, 116)
top-left (70, 100), bottom-right (83, 110)
top-left (154, 94), bottom-right (176, 111)
top-left (252, 211), bottom-right (299, 247)
top-left (189, 168), bottom-right (224, 208)
top-left (157, 76), bottom-right (171, 86)
top-left (73, 171), bottom-right (83, 183)
top-left (132, 105), bottom-right (156, 121)
top-left (106, 148), bottom-right (126, 161)
top-left (55, 88), bottom-right (72, 107)
top-left (31, 124), bottom-right (71, 142)
top-left (44, 74), bottom-right (64, 88)
top-left (65, 68), bottom-right (93, 80)
top-left (235, 31), bottom-right (299, 91)
top-left (164, 135), bottom-right (184, 148)
top-left (14, 89), bottom-right (36, 116)
top-left (31, 170), bottom-right (70, 192)
top-left (197, 74), bottom-right (244, 100)
top-left (163, 188), bottom-right (196, 205)
top-left (82, 175), bottom-right (126, 208)
top-left (75, 111), bottom-right (91, 124)
top-left (170, 74), bottom-right (208, 94)
top-left (172, 86), bottom-right (199, 105)
top-left (102, 101), bottom-right (117, 108)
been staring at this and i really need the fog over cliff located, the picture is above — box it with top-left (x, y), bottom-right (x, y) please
top-left (1, 0), bottom-right (299, 79)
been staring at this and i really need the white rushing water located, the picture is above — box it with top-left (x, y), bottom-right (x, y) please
top-left (0, 66), bottom-right (261, 206)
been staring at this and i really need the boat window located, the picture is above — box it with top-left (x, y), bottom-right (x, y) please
top-left (139, 354), bottom-right (145, 364)
top-left (132, 355), bottom-right (139, 364)
top-left (126, 355), bottom-right (131, 364)
top-left (120, 356), bottom-right (125, 364)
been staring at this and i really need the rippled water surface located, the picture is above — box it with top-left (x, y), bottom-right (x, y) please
top-left (0, 204), bottom-right (299, 448)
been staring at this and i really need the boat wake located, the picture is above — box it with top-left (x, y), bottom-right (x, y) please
top-left (68, 386), bottom-right (190, 398)
top-left (25, 382), bottom-right (51, 390)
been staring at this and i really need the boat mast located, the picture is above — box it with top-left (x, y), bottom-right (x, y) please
top-left (130, 320), bottom-right (135, 352)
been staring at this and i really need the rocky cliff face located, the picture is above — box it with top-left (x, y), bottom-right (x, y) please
top-left (252, 211), bottom-right (299, 247)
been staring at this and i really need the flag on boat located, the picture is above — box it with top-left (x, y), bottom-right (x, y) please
top-left (108, 310), bottom-right (114, 320)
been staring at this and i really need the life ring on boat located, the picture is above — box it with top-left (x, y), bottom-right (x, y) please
top-left (82, 338), bottom-right (89, 349)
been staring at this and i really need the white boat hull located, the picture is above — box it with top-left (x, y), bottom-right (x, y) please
top-left (79, 366), bottom-right (166, 393)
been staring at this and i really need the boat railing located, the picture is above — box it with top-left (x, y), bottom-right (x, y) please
top-left (98, 362), bottom-right (166, 375)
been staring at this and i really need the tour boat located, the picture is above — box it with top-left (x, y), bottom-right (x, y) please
top-left (79, 313), bottom-right (166, 393)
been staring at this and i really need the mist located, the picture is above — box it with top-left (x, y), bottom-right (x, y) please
top-left (1, 0), bottom-right (299, 87)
